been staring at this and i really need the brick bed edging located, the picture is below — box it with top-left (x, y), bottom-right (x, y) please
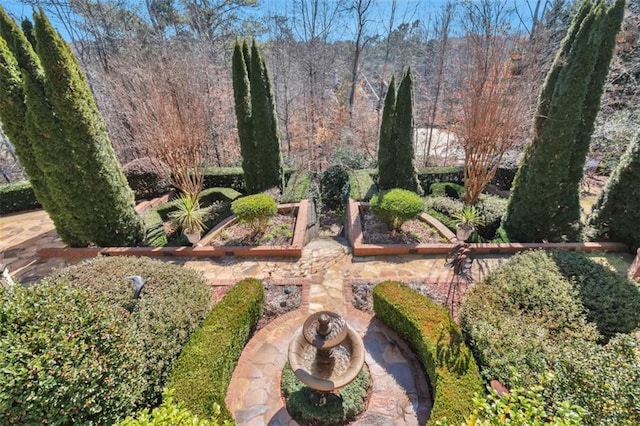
top-left (345, 198), bottom-right (629, 256)
top-left (38, 201), bottom-right (309, 260)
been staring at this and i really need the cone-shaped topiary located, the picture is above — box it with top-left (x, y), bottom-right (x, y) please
top-left (503, 0), bottom-right (625, 242)
top-left (586, 135), bottom-right (640, 250)
top-left (0, 7), bottom-right (82, 245)
top-left (377, 69), bottom-right (421, 193)
top-left (33, 10), bottom-right (144, 246)
top-left (249, 40), bottom-right (282, 192)
top-left (378, 74), bottom-right (397, 191)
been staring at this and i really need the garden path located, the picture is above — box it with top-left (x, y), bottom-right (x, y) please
top-left (0, 209), bottom-right (508, 425)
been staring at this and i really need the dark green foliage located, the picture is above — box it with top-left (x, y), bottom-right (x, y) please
top-left (504, 0), bottom-right (625, 242)
top-left (20, 19), bottom-right (35, 48)
top-left (546, 334), bottom-right (640, 425)
top-left (282, 363), bottom-right (370, 426)
top-left (33, 11), bottom-right (145, 247)
top-left (232, 40), bottom-right (257, 192)
top-left (370, 189), bottom-right (424, 231)
top-left (249, 40), bottom-right (281, 191)
top-left (417, 166), bottom-right (465, 193)
top-left (378, 74), bottom-right (396, 191)
top-left (373, 281), bottom-right (483, 424)
top-left (281, 170), bottom-right (312, 203)
top-left (141, 209), bottom-right (168, 247)
top-left (202, 167), bottom-right (246, 192)
top-left (549, 250), bottom-right (640, 339)
top-left (489, 166), bottom-right (517, 191)
top-left (168, 278), bottom-right (264, 421)
top-left (429, 182), bottom-right (465, 200)
top-left (0, 181), bottom-right (41, 214)
top-left (0, 10), bottom-right (79, 244)
top-left (320, 165), bottom-right (349, 210)
top-left (461, 250), bottom-right (600, 388)
top-left (587, 134), bottom-right (640, 250)
top-left (198, 186), bottom-right (242, 204)
top-left (232, 39), bottom-right (282, 194)
top-left (425, 196), bottom-right (463, 231)
top-left (475, 196), bottom-right (508, 240)
top-left (348, 169), bottom-right (377, 201)
top-left (0, 283), bottom-right (144, 425)
top-left (41, 256), bottom-right (212, 405)
top-left (122, 157), bottom-right (171, 200)
top-left (377, 70), bottom-right (421, 193)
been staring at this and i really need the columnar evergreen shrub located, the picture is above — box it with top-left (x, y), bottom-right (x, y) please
top-left (33, 10), bottom-right (144, 246)
top-left (232, 39), bottom-right (282, 194)
top-left (504, 0), bottom-right (625, 242)
top-left (586, 134), bottom-right (640, 250)
top-left (0, 8), bottom-right (80, 244)
top-left (377, 70), bottom-right (421, 193)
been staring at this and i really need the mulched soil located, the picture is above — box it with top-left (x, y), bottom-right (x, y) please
top-left (361, 210), bottom-right (446, 244)
top-left (210, 214), bottom-right (296, 246)
top-left (351, 280), bottom-right (471, 319)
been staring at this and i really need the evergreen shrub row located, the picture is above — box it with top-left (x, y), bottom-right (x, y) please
top-left (0, 257), bottom-right (211, 425)
top-left (373, 280), bottom-right (483, 424)
top-left (0, 180), bottom-right (40, 214)
top-left (168, 278), bottom-right (264, 421)
top-left (429, 182), bottom-right (465, 200)
top-left (122, 158), bottom-right (171, 200)
top-left (281, 169), bottom-right (311, 203)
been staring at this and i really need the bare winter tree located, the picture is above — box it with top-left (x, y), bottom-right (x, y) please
top-left (453, 0), bottom-right (528, 205)
top-left (345, 0), bottom-right (376, 118)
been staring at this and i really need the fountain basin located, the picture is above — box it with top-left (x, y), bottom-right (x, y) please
top-left (288, 311), bottom-right (365, 392)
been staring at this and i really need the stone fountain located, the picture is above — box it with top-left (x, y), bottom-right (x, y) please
top-left (288, 311), bottom-right (365, 399)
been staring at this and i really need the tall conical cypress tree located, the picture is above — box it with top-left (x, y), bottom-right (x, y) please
top-left (232, 39), bottom-right (259, 193)
top-left (377, 70), bottom-right (420, 193)
top-left (394, 68), bottom-right (421, 193)
top-left (33, 10), bottom-right (144, 246)
top-left (378, 75), bottom-right (397, 191)
top-left (586, 135), bottom-right (640, 250)
top-left (249, 40), bottom-right (281, 191)
top-left (0, 7), bottom-right (82, 245)
top-left (503, 0), bottom-right (624, 242)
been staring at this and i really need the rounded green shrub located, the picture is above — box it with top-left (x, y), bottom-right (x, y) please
top-left (475, 195), bottom-right (507, 240)
top-left (282, 363), bottom-right (370, 426)
top-left (549, 251), bottom-right (640, 340)
top-left (0, 283), bottom-right (144, 425)
top-left (41, 256), bottom-right (212, 405)
top-left (320, 165), bottom-right (349, 210)
top-left (461, 250), bottom-right (600, 387)
top-left (231, 193), bottom-right (278, 232)
top-left (370, 188), bottom-right (424, 231)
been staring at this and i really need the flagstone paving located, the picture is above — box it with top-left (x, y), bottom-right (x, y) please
top-left (1, 209), bottom-right (509, 425)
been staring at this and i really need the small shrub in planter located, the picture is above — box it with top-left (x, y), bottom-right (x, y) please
top-left (0, 283), bottom-right (144, 425)
top-left (41, 256), bottom-right (212, 406)
top-left (370, 188), bottom-right (424, 231)
top-left (231, 194), bottom-right (278, 233)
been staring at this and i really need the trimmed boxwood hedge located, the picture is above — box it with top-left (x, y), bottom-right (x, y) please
top-left (0, 181), bottom-right (41, 214)
top-left (348, 169), bottom-right (377, 201)
top-left (281, 170), bottom-right (312, 203)
top-left (202, 167), bottom-right (246, 192)
top-left (373, 280), bottom-right (483, 424)
top-left (168, 277), bottom-right (264, 421)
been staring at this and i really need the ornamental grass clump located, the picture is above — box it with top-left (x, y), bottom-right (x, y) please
top-left (231, 193), bottom-right (277, 234)
top-left (370, 188), bottom-right (424, 231)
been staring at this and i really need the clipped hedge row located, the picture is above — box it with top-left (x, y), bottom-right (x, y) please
top-left (429, 182), bottom-right (465, 200)
top-left (0, 181), bottom-right (41, 214)
top-left (141, 209), bottom-right (168, 247)
top-left (348, 169), bottom-right (377, 201)
top-left (168, 278), bottom-right (264, 421)
top-left (202, 167), bottom-right (246, 192)
top-left (282, 170), bottom-right (312, 203)
top-left (373, 281), bottom-right (483, 424)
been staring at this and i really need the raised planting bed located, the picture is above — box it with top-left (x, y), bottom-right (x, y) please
top-left (345, 198), bottom-right (629, 256)
top-left (38, 201), bottom-right (310, 259)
